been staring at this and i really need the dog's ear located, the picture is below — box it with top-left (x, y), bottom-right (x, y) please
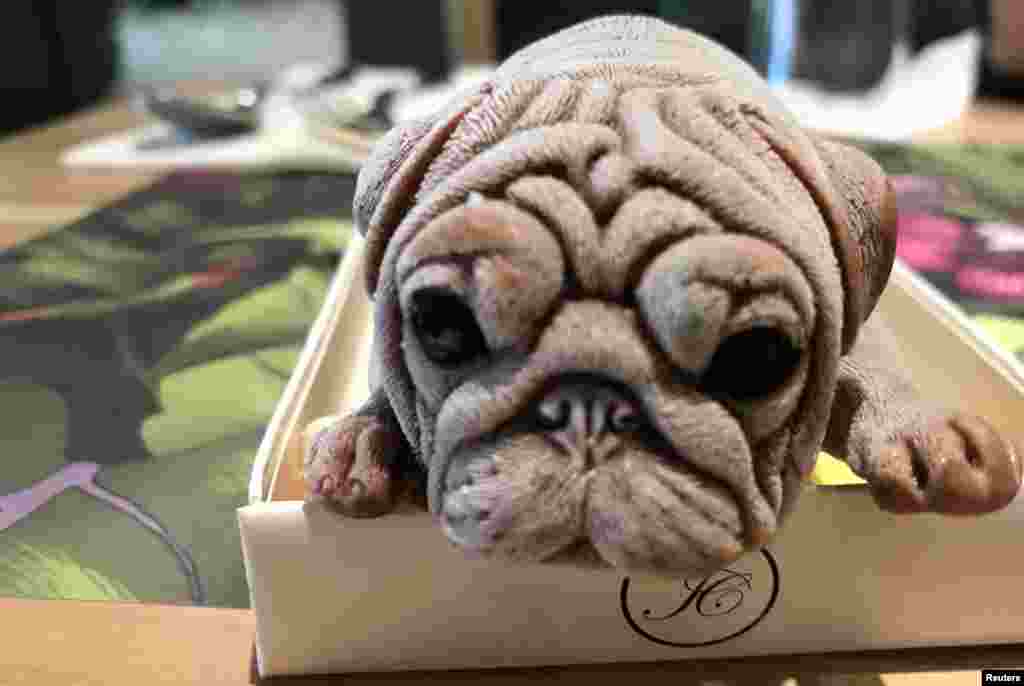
top-left (813, 140), bottom-right (899, 354)
top-left (354, 83), bottom-right (492, 295)
top-left (738, 112), bottom-right (897, 354)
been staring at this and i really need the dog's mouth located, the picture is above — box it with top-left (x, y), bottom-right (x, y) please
top-left (541, 539), bottom-right (612, 572)
top-left (435, 379), bottom-right (754, 577)
top-left (438, 449), bottom-right (748, 576)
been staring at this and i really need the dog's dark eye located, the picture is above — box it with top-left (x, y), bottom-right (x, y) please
top-left (701, 327), bottom-right (801, 401)
top-left (409, 288), bottom-right (488, 367)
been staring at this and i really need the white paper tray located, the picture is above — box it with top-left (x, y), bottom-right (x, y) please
top-left (240, 236), bottom-right (1024, 677)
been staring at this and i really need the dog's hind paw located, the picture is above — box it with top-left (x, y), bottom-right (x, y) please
top-left (870, 413), bottom-right (1022, 515)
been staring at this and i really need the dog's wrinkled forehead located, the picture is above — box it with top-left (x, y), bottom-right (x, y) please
top-left (359, 17), bottom-right (897, 360)
top-left (390, 81), bottom-right (837, 311)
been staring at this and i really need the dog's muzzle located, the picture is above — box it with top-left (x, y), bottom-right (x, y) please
top-left (532, 375), bottom-right (650, 465)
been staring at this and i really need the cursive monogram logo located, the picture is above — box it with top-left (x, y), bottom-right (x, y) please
top-left (620, 550), bottom-right (779, 648)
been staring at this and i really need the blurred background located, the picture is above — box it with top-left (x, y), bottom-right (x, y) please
top-left (0, 0), bottom-right (1021, 138)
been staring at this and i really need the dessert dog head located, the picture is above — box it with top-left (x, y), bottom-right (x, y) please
top-left (333, 16), bottom-right (1011, 577)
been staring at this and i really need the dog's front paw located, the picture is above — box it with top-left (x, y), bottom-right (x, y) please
top-left (871, 413), bottom-right (1022, 515)
top-left (303, 414), bottom-right (404, 517)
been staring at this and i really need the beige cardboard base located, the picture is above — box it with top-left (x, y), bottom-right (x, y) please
top-left (239, 237), bottom-right (1024, 678)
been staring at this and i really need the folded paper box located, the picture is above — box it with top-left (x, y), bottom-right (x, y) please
top-left (239, 237), bottom-right (1024, 678)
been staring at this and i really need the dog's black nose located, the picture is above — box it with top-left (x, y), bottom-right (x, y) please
top-left (534, 377), bottom-right (646, 463)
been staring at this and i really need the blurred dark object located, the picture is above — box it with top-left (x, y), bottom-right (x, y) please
top-left (0, 3), bottom-right (120, 137)
top-left (909, 0), bottom-right (983, 52)
top-left (977, 58), bottom-right (1024, 102)
top-left (977, 0), bottom-right (1024, 102)
top-left (142, 87), bottom-right (261, 140)
top-left (494, 1), bottom-right (752, 62)
top-left (656, 0), bottom-right (752, 58)
top-left (790, 0), bottom-right (898, 93)
top-left (130, 0), bottom-right (192, 10)
top-left (345, 1), bottom-right (451, 83)
top-left (496, 1), bottom-right (658, 59)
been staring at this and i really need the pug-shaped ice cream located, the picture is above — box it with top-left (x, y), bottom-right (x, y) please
top-left (305, 16), bottom-right (1022, 577)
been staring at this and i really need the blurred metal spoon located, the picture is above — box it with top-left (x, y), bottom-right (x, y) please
top-left (141, 86), bottom-right (264, 139)
top-left (141, 63), bottom-right (365, 141)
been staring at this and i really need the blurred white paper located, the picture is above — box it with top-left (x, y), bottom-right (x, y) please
top-left (774, 30), bottom-right (981, 141)
top-left (60, 67), bottom-right (419, 174)
top-left (60, 119), bottom-right (365, 174)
